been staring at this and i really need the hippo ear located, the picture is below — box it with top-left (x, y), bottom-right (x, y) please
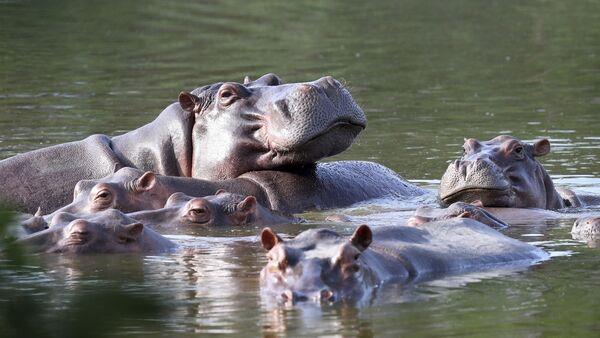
top-left (214, 189), bottom-right (228, 195)
top-left (237, 196), bottom-right (257, 214)
top-left (533, 139), bottom-right (551, 157)
top-left (178, 91), bottom-right (201, 113)
top-left (243, 76), bottom-right (252, 85)
top-left (124, 222), bottom-right (144, 237)
top-left (350, 224), bottom-right (372, 252)
top-left (252, 73), bottom-right (282, 86)
top-left (261, 227), bottom-right (283, 251)
top-left (135, 171), bottom-right (156, 192)
top-left (112, 162), bottom-right (124, 173)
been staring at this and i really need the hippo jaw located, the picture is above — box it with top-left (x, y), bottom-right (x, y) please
top-left (440, 186), bottom-right (515, 207)
top-left (182, 74), bottom-right (366, 180)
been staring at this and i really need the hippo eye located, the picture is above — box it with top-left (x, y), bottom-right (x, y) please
top-left (189, 208), bottom-right (206, 215)
top-left (94, 190), bottom-right (112, 201)
top-left (354, 254), bottom-right (360, 260)
top-left (515, 146), bottom-right (523, 154)
top-left (118, 235), bottom-right (136, 244)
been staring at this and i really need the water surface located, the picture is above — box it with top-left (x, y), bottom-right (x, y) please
top-left (1, 0), bottom-right (599, 336)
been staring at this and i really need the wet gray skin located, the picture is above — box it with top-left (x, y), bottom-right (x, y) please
top-left (128, 191), bottom-right (301, 232)
top-left (259, 219), bottom-right (548, 304)
top-left (14, 209), bottom-right (176, 254)
top-left (407, 202), bottom-right (509, 228)
top-left (27, 160), bottom-right (424, 229)
top-left (572, 216), bottom-right (600, 242)
top-left (0, 73), bottom-right (366, 213)
top-left (438, 135), bottom-right (595, 209)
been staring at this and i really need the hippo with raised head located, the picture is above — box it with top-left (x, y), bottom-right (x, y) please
top-left (439, 135), bottom-right (598, 209)
top-left (13, 209), bottom-right (175, 254)
top-left (128, 191), bottom-right (301, 232)
top-left (259, 219), bottom-right (548, 303)
top-left (0, 73), bottom-right (424, 214)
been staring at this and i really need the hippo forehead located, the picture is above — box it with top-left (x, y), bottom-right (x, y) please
top-left (467, 135), bottom-right (528, 155)
top-left (284, 228), bottom-right (344, 259)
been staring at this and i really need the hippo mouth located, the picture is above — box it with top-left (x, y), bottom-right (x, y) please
top-left (440, 187), bottom-right (514, 207)
top-left (265, 119), bottom-right (366, 161)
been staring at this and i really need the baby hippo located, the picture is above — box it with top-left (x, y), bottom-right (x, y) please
top-left (407, 202), bottom-right (508, 228)
top-left (128, 191), bottom-right (301, 231)
top-left (572, 216), bottom-right (600, 245)
top-left (13, 209), bottom-right (176, 254)
top-left (32, 167), bottom-right (267, 225)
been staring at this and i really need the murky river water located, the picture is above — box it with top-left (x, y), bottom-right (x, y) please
top-left (1, 0), bottom-right (599, 336)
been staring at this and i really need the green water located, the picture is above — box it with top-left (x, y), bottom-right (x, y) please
top-left (1, 0), bottom-right (599, 336)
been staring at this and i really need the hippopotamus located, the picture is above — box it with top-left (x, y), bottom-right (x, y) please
top-left (0, 74), bottom-right (379, 213)
top-left (259, 219), bottom-right (548, 303)
top-left (572, 216), bottom-right (600, 246)
top-left (34, 158), bottom-right (424, 222)
top-left (439, 135), bottom-right (599, 210)
top-left (127, 191), bottom-right (301, 232)
top-left (13, 209), bottom-right (176, 254)
top-left (407, 202), bottom-right (508, 228)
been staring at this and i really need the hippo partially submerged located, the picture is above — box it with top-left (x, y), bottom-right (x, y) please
top-left (33, 160), bottom-right (423, 223)
top-left (0, 74), bottom-right (424, 214)
top-left (13, 209), bottom-right (176, 254)
top-left (439, 136), bottom-right (598, 209)
top-left (259, 219), bottom-right (548, 303)
top-left (128, 191), bottom-right (301, 232)
top-left (407, 202), bottom-right (508, 228)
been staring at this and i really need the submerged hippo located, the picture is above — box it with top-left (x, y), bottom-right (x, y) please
top-left (37, 160), bottom-right (423, 222)
top-left (13, 209), bottom-right (175, 254)
top-left (128, 191), bottom-right (301, 231)
top-left (259, 220), bottom-right (548, 303)
top-left (439, 136), bottom-right (598, 209)
top-left (407, 202), bottom-right (508, 228)
top-left (0, 73), bottom-right (423, 214)
top-left (572, 216), bottom-right (600, 245)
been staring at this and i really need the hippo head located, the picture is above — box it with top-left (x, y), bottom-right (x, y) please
top-left (259, 225), bottom-right (375, 304)
top-left (46, 168), bottom-right (166, 220)
top-left (439, 135), bottom-right (564, 209)
top-left (179, 73), bottom-right (367, 179)
top-left (158, 191), bottom-right (260, 227)
top-left (17, 210), bottom-right (148, 254)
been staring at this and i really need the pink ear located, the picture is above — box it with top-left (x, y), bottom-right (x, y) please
top-left (237, 196), bottom-right (257, 213)
top-left (533, 139), bottom-right (551, 157)
top-left (261, 227), bottom-right (283, 251)
top-left (136, 171), bottom-right (156, 191)
top-left (350, 224), bottom-right (372, 251)
top-left (178, 92), bottom-right (200, 113)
